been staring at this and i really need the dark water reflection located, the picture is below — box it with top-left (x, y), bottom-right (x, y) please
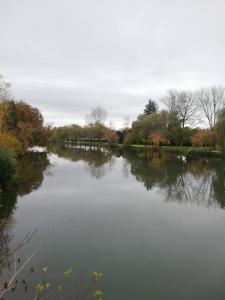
top-left (123, 150), bottom-right (225, 209)
top-left (1, 145), bottom-right (225, 300)
top-left (0, 151), bottom-right (51, 270)
top-left (49, 144), bottom-right (225, 209)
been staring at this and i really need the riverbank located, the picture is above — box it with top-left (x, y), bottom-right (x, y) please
top-left (52, 140), bottom-right (223, 158)
top-left (126, 145), bottom-right (221, 157)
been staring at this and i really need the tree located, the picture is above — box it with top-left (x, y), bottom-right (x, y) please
top-left (0, 100), bottom-right (18, 134)
top-left (149, 131), bottom-right (167, 147)
top-left (0, 74), bottom-right (11, 102)
top-left (15, 101), bottom-right (45, 149)
top-left (0, 133), bottom-right (23, 156)
top-left (86, 107), bottom-right (108, 125)
top-left (144, 99), bottom-right (158, 115)
top-left (105, 128), bottom-right (119, 143)
top-left (197, 86), bottom-right (225, 129)
top-left (191, 129), bottom-right (216, 147)
top-left (161, 89), bottom-right (198, 127)
top-left (0, 75), bottom-right (13, 134)
top-left (215, 109), bottom-right (225, 153)
top-left (132, 112), bottom-right (168, 148)
top-left (166, 112), bottom-right (183, 145)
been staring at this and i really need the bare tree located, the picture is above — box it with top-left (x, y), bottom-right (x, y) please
top-left (0, 74), bottom-right (12, 101)
top-left (0, 75), bottom-right (12, 133)
top-left (197, 86), bottom-right (225, 129)
top-left (161, 89), bottom-right (199, 127)
top-left (85, 107), bottom-right (108, 125)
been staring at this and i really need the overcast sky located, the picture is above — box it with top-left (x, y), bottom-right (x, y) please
top-left (1, 0), bottom-right (225, 128)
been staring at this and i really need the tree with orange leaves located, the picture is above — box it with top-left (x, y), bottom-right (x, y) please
top-left (15, 101), bottom-right (49, 149)
top-left (149, 131), bottom-right (168, 147)
top-left (105, 128), bottom-right (119, 143)
top-left (191, 129), bottom-right (216, 147)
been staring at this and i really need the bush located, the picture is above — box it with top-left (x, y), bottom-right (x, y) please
top-left (0, 132), bottom-right (23, 156)
top-left (0, 149), bottom-right (15, 186)
top-left (149, 131), bottom-right (168, 147)
top-left (191, 129), bottom-right (216, 147)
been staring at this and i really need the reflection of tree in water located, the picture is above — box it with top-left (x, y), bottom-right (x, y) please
top-left (123, 150), bottom-right (225, 209)
top-left (211, 160), bottom-right (225, 208)
top-left (124, 151), bottom-right (183, 191)
top-left (0, 151), bottom-right (51, 271)
top-left (49, 144), bottom-right (115, 179)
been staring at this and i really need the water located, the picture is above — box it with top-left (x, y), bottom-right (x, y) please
top-left (1, 144), bottom-right (225, 300)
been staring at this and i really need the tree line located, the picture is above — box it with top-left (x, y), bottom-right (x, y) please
top-left (124, 87), bottom-right (225, 151)
top-left (51, 107), bottom-right (119, 144)
top-left (52, 86), bottom-right (225, 153)
top-left (1, 73), bottom-right (225, 158)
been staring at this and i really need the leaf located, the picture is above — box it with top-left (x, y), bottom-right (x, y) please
top-left (43, 265), bottom-right (48, 273)
top-left (91, 271), bottom-right (103, 281)
top-left (36, 283), bottom-right (44, 293)
top-left (92, 271), bottom-right (98, 278)
top-left (93, 289), bottom-right (104, 298)
top-left (63, 268), bottom-right (72, 278)
top-left (57, 285), bottom-right (63, 292)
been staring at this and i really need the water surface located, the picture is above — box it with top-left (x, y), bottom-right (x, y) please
top-left (1, 145), bottom-right (225, 300)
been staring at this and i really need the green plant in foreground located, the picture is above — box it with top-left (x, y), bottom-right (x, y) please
top-left (34, 265), bottom-right (104, 300)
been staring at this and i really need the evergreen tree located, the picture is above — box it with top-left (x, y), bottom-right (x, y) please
top-left (144, 99), bottom-right (158, 115)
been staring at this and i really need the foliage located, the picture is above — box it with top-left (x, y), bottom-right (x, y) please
top-left (215, 109), bottom-right (225, 153)
top-left (51, 122), bottom-right (119, 144)
top-left (0, 100), bottom-right (17, 134)
top-left (16, 101), bottom-right (47, 149)
top-left (0, 132), bottom-right (23, 156)
top-left (166, 112), bottom-right (183, 145)
top-left (0, 149), bottom-right (15, 186)
top-left (179, 127), bottom-right (193, 146)
top-left (0, 99), bottom-right (49, 151)
top-left (191, 129), bottom-right (216, 147)
top-left (129, 111), bottom-right (174, 147)
top-left (33, 266), bottom-right (104, 300)
top-left (116, 128), bottom-right (130, 144)
top-left (132, 113), bottom-right (166, 147)
top-left (144, 99), bottom-right (158, 115)
top-left (0, 74), bottom-right (49, 152)
top-left (149, 131), bottom-right (167, 147)
top-left (105, 128), bottom-right (119, 143)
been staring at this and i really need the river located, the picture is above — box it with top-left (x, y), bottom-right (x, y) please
top-left (1, 144), bottom-right (225, 300)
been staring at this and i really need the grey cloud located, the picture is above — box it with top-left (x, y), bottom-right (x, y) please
top-left (1, 0), bottom-right (225, 127)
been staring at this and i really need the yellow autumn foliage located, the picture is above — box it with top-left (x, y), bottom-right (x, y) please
top-left (0, 133), bottom-right (23, 156)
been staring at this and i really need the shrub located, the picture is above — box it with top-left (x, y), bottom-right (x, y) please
top-left (0, 149), bottom-right (15, 186)
top-left (149, 131), bottom-right (168, 147)
top-left (191, 129), bottom-right (216, 147)
top-left (0, 132), bottom-right (23, 156)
